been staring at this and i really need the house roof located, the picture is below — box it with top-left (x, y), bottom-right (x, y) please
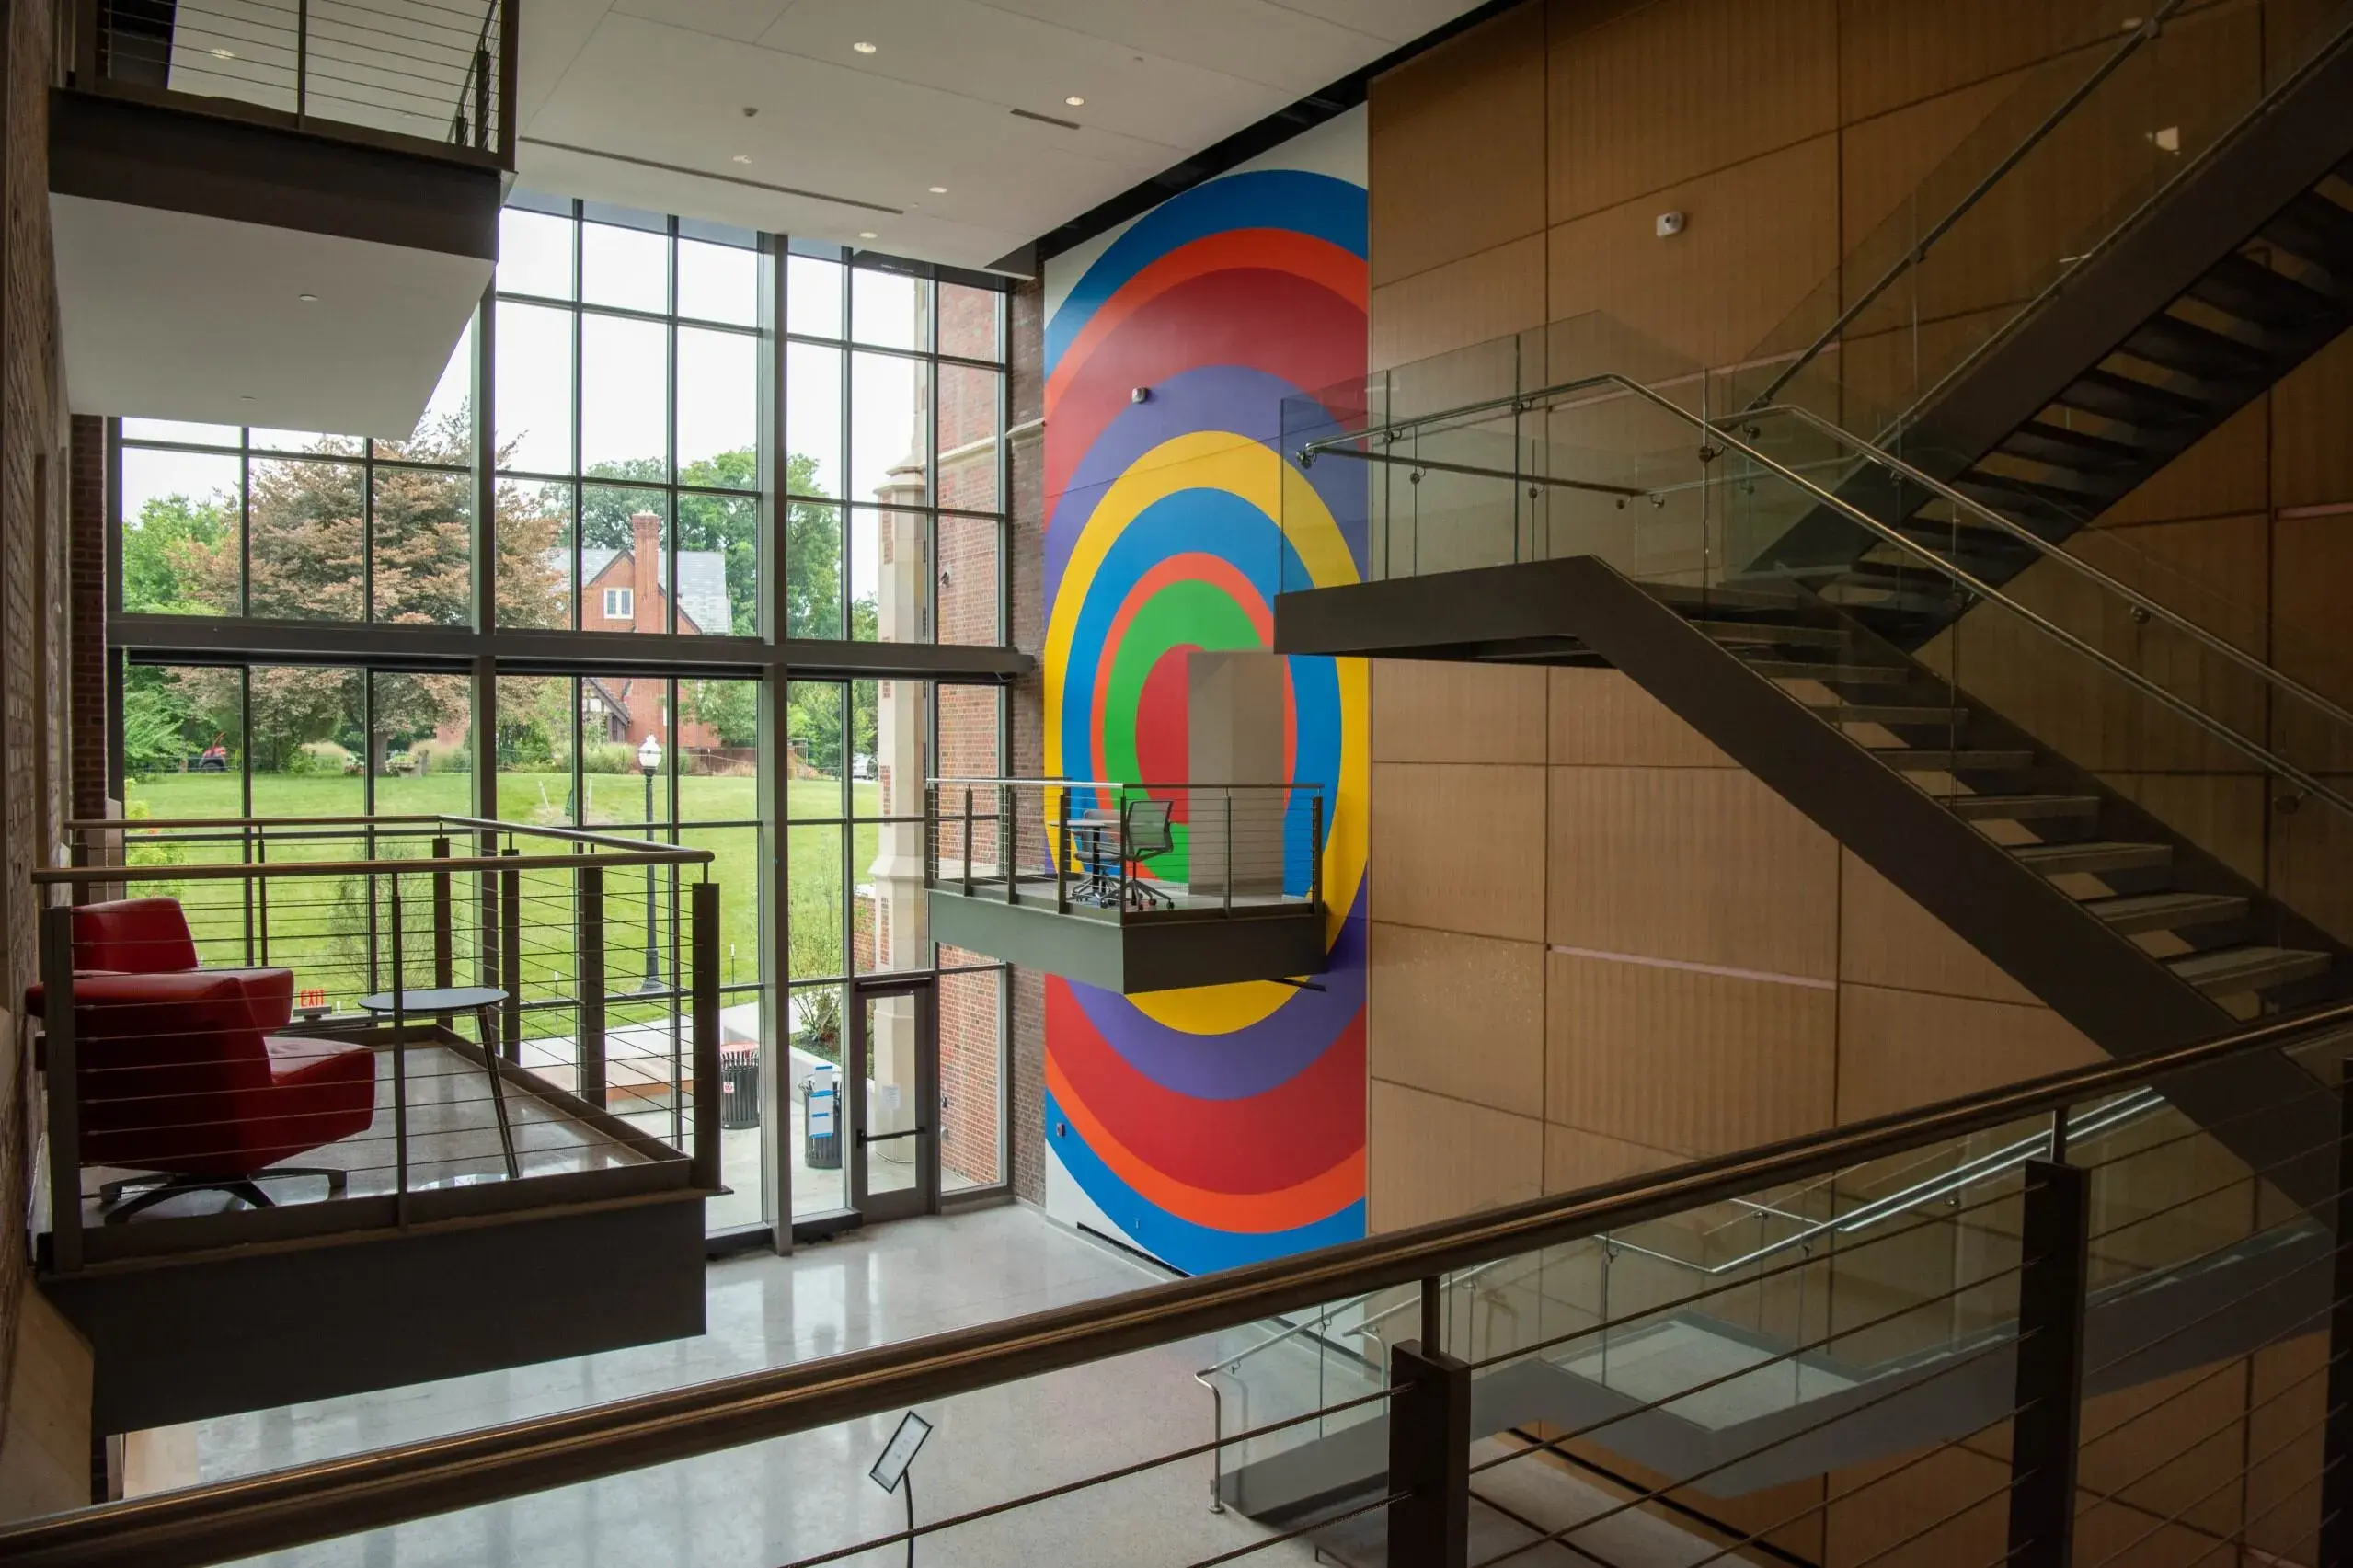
top-left (558, 547), bottom-right (732, 635)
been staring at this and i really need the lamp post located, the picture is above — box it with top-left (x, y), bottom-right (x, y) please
top-left (637, 733), bottom-right (665, 993)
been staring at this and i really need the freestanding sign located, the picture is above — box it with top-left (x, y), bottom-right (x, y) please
top-left (868, 1410), bottom-right (934, 1566)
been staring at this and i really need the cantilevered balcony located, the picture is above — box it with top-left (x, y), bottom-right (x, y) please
top-left (30, 812), bottom-right (718, 1433)
top-left (924, 779), bottom-right (1330, 994)
top-left (52, 0), bottom-right (511, 433)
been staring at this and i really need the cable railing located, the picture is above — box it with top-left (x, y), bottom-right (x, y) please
top-left (30, 812), bottom-right (719, 1273)
top-left (4, 1001), bottom-right (2347, 1567)
top-left (924, 777), bottom-right (1326, 921)
top-left (69, 0), bottom-right (515, 168)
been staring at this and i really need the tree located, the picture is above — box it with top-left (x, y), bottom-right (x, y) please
top-left (122, 495), bottom-right (233, 616)
top-left (680, 679), bottom-right (758, 748)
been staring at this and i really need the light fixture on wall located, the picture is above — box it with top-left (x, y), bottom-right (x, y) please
top-left (1131, 386), bottom-right (1151, 404)
top-left (858, 231), bottom-right (878, 241)
top-left (1655, 211), bottom-right (1686, 238)
top-left (731, 154), bottom-right (752, 165)
top-left (297, 292), bottom-right (318, 303)
top-left (853, 40), bottom-right (878, 53)
top-left (1065, 95), bottom-right (1085, 107)
top-left (928, 185), bottom-right (947, 194)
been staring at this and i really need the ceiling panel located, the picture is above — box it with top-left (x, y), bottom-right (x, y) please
top-left (515, 0), bottom-right (1486, 270)
top-left (753, 0), bottom-right (1287, 152)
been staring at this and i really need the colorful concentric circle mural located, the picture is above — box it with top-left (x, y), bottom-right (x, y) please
top-left (1041, 116), bottom-right (1370, 1273)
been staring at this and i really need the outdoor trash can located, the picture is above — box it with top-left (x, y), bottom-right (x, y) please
top-left (800, 1070), bottom-right (842, 1170)
top-left (719, 1046), bottom-right (760, 1129)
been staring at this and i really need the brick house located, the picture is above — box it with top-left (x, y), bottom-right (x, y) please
top-left (566, 510), bottom-right (731, 752)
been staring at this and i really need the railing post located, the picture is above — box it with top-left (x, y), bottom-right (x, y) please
top-left (690, 880), bottom-right (720, 1191)
top-left (1002, 784), bottom-right (1016, 905)
top-left (1056, 786), bottom-right (1070, 914)
top-left (41, 904), bottom-right (82, 1275)
top-left (1310, 792), bottom-right (1325, 914)
top-left (578, 862), bottom-right (607, 1109)
top-left (1222, 789), bottom-right (1234, 917)
top-left (499, 847), bottom-right (522, 1065)
top-left (961, 789), bottom-right (974, 898)
top-left (295, 0), bottom-right (309, 123)
top-left (496, 0), bottom-right (520, 166)
top-left (473, 43), bottom-right (490, 150)
top-left (1386, 1325), bottom-right (1470, 1568)
top-left (924, 783), bottom-right (937, 891)
top-left (389, 873), bottom-right (408, 1222)
top-left (75, 0), bottom-right (98, 87)
top-left (2319, 1069), bottom-right (2353, 1568)
top-left (431, 835), bottom-right (454, 1027)
top-left (2005, 1156), bottom-right (2090, 1568)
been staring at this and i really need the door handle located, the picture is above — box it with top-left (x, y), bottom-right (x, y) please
top-left (854, 1127), bottom-right (929, 1147)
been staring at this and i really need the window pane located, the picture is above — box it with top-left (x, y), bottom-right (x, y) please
top-left (120, 447), bottom-right (240, 615)
top-left (786, 499), bottom-right (844, 640)
top-left (499, 208), bottom-right (574, 300)
top-left (495, 675), bottom-right (574, 824)
top-left (938, 966), bottom-right (1003, 1190)
top-left (787, 980), bottom-right (848, 1217)
top-left (675, 491), bottom-right (755, 636)
top-left (851, 508), bottom-right (927, 645)
top-left (121, 418), bottom-right (239, 446)
top-left (851, 268), bottom-right (925, 350)
top-left (371, 465), bottom-right (472, 624)
top-left (939, 282), bottom-right (1002, 361)
top-left (787, 830), bottom-right (844, 980)
top-left (937, 514), bottom-right (1001, 645)
top-left (375, 320), bottom-right (476, 464)
top-left (494, 302), bottom-right (574, 475)
top-left (678, 238), bottom-right (757, 326)
top-left (786, 681), bottom-right (845, 818)
top-left (859, 679), bottom-right (924, 818)
top-left (935, 362), bottom-right (999, 511)
top-left (580, 485), bottom-right (670, 634)
top-left (496, 478), bottom-right (572, 629)
top-left (786, 341), bottom-right (843, 499)
top-left (122, 665), bottom-right (242, 817)
top-left (581, 222), bottom-right (669, 313)
top-left (849, 350), bottom-right (926, 504)
top-left (372, 670), bottom-right (472, 816)
top-left (679, 680), bottom-right (760, 809)
top-left (581, 674), bottom-right (672, 824)
top-left (786, 255), bottom-right (843, 338)
top-left (247, 457), bottom-right (364, 621)
top-left (580, 313), bottom-right (668, 475)
top-left (935, 684), bottom-right (1000, 780)
top-left (251, 427), bottom-right (362, 458)
top-left (247, 665), bottom-right (362, 817)
top-left (676, 326), bottom-right (756, 480)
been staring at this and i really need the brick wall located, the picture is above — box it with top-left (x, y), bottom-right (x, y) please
top-left (1005, 277), bottom-right (1046, 1204)
top-left (0, 0), bottom-right (73, 1497)
top-left (66, 418), bottom-right (102, 820)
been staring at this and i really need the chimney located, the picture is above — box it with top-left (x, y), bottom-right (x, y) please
top-left (630, 510), bottom-right (661, 633)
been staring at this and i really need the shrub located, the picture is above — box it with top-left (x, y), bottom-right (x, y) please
top-left (407, 738), bottom-right (472, 775)
top-left (581, 741), bottom-right (637, 775)
top-left (287, 740), bottom-right (355, 776)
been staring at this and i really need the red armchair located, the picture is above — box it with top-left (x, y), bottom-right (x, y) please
top-left (69, 969), bottom-right (376, 1222)
top-left (29, 897), bottom-right (293, 1029)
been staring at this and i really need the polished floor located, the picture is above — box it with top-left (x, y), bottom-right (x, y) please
top-left (136, 1206), bottom-right (1324, 1567)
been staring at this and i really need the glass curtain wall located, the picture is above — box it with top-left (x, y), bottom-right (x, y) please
top-left (109, 192), bottom-right (1015, 1244)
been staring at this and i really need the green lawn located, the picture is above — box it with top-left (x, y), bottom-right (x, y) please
top-left (121, 771), bottom-right (893, 1017)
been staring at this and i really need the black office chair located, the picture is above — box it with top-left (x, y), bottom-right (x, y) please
top-left (1120, 798), bottom-right (1176, 910)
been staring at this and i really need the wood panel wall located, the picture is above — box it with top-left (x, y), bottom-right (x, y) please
top-left (1364, 0), bottom-right (2347, 1559)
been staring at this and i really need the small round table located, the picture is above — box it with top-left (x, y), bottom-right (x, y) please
top-left (357, 986), bottom-right (520, 1180)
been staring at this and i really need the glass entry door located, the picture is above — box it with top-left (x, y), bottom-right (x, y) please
top-left (847, 976), bottom-right (937, 1223)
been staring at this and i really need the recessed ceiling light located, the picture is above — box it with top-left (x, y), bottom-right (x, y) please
top-left (853, 40), bottom-right (878, 53)
top-left (731, 154), bottom-right (752, 165)
top-left (1065, 95), bottom-right (1085, 107)
top-left (240, 395), bottom-right (256, 402)
top-left (928, 185), bottom-right (947, 194)
top-left (857, 231), bottom-right (878, 240)
top-left (210, 47), bottom-right (235, 59)
top-left (297, 292), bottom-right (318, 303)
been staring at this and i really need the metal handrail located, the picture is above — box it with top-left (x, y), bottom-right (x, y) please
top-left (1602, 1088), bottom-right (2166, 1276)
top-left (6, 1001), bottom-right (2348, 1568)
top-left (1738, 400), bottom-right (2353, 741)
top-left (1299, 371), bottom-right (2353, 826)
top-left (926, 777), bottom-right (1324, 791)
top-left (38, 811), bottom-right (712, 885)
top-left (1750, 0), bottom-right (2188, 408)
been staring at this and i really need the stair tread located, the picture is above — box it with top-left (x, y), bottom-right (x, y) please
top-left (2187, 252), bottom-right (2344, 328)
top-left (1996, 419), bottom-right (2148, 473)
top-left (1949, 794), bottom-right (2099, 819)
top-left (1832, 704), bottom-right (1968, 726)
top-left (2087, 891), bottom-right (2250, 933)
top-left (1747, 658), bottom-right (1914, 684)
top-left (1954, 469), bottom-right (2116, 520)
top-left (2014, 841), bottom-right (2172, 872)
top-left (1688, 618), bottom-right (1850, 647)
top-left (1875, 747), bottom-right (2035, 771)
top-left (2123, 314), bottom-right (2276, 379)
top-left (2167, 944), bottom-right (2332, 992)
top-left (2052, 368), bottom-right (2214, 429)
top-left (2265, 190), bottom-right (2353, 269)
